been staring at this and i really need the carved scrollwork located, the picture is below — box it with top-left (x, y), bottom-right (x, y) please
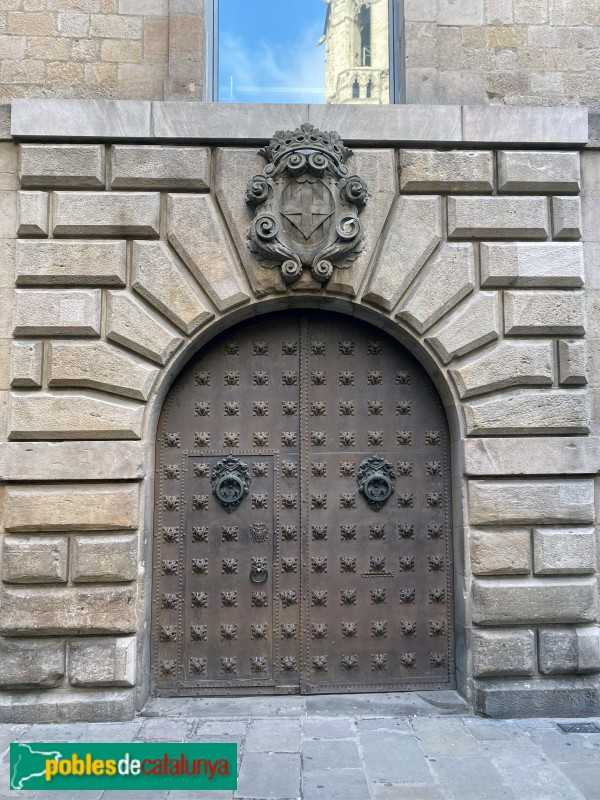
top-left (357, 456), bottom-right (396, 511)
top-left (210, 456), bottom-right (251, 513)
top-left (246, 123), bottom-right (368, 285)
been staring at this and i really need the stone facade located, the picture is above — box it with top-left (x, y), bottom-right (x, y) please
top-left (0, 101), bottom-right (598, 721)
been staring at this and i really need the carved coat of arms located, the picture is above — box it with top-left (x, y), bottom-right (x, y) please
top-left (246, 123), bottom-right (368, 285)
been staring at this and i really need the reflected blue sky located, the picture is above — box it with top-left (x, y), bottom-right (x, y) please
top-left (218, 0), bottom-right (327, 103)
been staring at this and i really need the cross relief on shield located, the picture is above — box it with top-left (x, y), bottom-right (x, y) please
top-left (246, 123), bottom-right (368, 285)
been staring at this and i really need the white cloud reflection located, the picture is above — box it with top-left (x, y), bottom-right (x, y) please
top-left (219, 21), bottom-right (326, 104)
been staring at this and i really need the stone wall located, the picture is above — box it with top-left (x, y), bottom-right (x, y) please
top-left (0, 101), bottom-right (598, 721)
top-left (405, 0), bottom-right (600, 111)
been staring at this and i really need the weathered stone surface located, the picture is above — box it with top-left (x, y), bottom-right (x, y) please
top-left (468, 479), bottom-right (595, 525)
top-left (106, 291), bottom-right (183, 366)
top-left (10, 341), bottom-right (42, 388)
top-left (47, 341), bottom-right (159, 401)
top-left (472, 629), bottom-right (536, 677)
top-left (19, 144), bottom-right (105, 189)
top-left (497, 151), bottom-right (581, 193)
top-left (464, 391), bottom-right (590, 436)
top-left (0, 441), bottom-right (146, 482)
top-left (0, 639), bottom-right (65, 689)
top-left (72, 534), bottom-right (137, 583)
top-left (471, 529), bottom-right (531, 576)
top-left (8, 393), bottom-right (144, 440)
top-left (472, 577), bottom-right (598, 625)
top-left (426, 292), bottom-right (500, 364)
top-left (167, 194), bottom-right (250, 312)
top-left (12, 98), bottom-right (151, 140)
top-left (504, 291), bottom-right (586, 336)
top-left (451, 341), bottom-right (553, 399)
top-left (17, 191), bottom-right (48, 237)
top-left (0, 689), bottom-right (136, 723)
top-left (4, 483), bottom-right (139, 532)
top-left (0, 586), bottom-right (137, 635)
top-left (53, 192), bottom-right (160, 237)
top-left (111, 145), bottom-right (210, 190)
top-left (15, 240), bottom-right (127, 286)
top-left (2, 536), bottom-right (68, 584)
top-left (464, 437), bottom-right (600, 476)
top-left (13, 289), bottom-right (102, 336)
top-left (533, 528), bottom-right (596, 575)
top-left (399, 149), bottom-right (494, 192)
top-left (363, 196), bottom-right (442, 310)
top-left (481, 243), bottom-right (584, 288)
top-left (131, 241), bottom-right (213, 335)
top-left (552, 197), bottom-right (582, 241)
top-left (582, 197), bottom-right (600, 243)
top-left (462, 106), bottom-right (589, 146)
top-left (448, 197), bottom-right (549, 239)
top-left (538, 627), bottom-right (600, 675)
top-left (475, 677), bottom-right (600, 719)
top-left (0, 141), bottom-right (17, 190)
top-left (396, 243), bottom-right (475, 333)
top-left (69, 637), bottom-right (136, 687)
top-left (558, 340), bottom-right (587, 385)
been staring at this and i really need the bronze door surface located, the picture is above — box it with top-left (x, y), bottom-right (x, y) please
top-left (154, 312), bottom-right (453, 695)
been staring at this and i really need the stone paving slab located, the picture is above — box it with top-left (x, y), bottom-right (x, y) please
top-left (1, 697), bottom-right (600, 800)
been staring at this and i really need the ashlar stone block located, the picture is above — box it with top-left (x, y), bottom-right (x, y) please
top-left (481, 243), bottom-right (584, 288)
top-left (363, 195), bottom-right (441, 310)
top-left (552, 197), bottom-right (582, 241)
top-left (106, 291), bottom-right (183, 366)
top-left (72, 534), bottom-right (137, 583)
top-left (475, 676), bottom-right (600, 719)
top-left (468, 479), bottom-right (595, 525)
top-left (167, 194), bottom-right (250, 312)
top-left (451, 341), bottom-right (553, 399)
top-left (10, 341), bottom-right (42, 388)
top-left (111, 145), bottom-right (210, 190)
top-left (464, 436), bottom-right (600, 477)
top-left (399, 149), bottom-right (494, 193)
top-left (4, 483), bottom-right (139, 532)
top-left (0, 688), bottom-right (136, 723)
top-left (497, 151), bottom-right (580, 193)
top-left (0, 586), bottom-right (137, 635)
top-left (447, 196), bottom-right (549, 239)
top-left (13, 289), bottom-right (102, 337)
top-left (2, 535), bottom-right (68, 584)
top-left (558, 340), bottom-right (587, 385)
top-left (47, 341), bottom-right (159, 402)
top-left (8, 392), bottom-right (144, 441)
top-left (472, 577), bottom-right (598, 625)
top-left (0, 639), bottom-right (65, 688)
top-left (426, 291), bottom-right (500, 364)
top-left (0, 441), bottom-right (145, 482)
top-left (504, 291), bottom-right (585, 336)
top-left (539, 627), bottom-right (600, 674)
top-left (16, 240), bottom-right (127, 286)
top-left (533, 527), bottom-right (596, 575)
top-left (464, 390), bottom-right (590, 436)
top-left (471, 529), bottom-right (531, 576)
top-left (69, 637), bottom-right (136, 687)
top-left (396, 243), bottom-right (475, 333)
top-left (19, 144), bottom-right (105, 189)
top-left (472, 629), bottom-right (536, 677)
top-left (17, 191), bottom-right (48, 237)
top-left (53, 192), bottom-right (160, 237)
top-left (131, 240), bottom-right (213, 335)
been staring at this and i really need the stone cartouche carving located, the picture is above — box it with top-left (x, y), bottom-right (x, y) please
top-left (246, 123), bottom-right (368, 285)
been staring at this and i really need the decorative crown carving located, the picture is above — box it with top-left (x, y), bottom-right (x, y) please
top-left (246, 123), bottom-right (368, 285)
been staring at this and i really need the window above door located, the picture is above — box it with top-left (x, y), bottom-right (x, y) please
top-left (212, 0), bottom-right (402, 104)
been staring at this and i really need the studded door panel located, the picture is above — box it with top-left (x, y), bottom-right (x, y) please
top-left (153, 312), bottom-right (453, 695)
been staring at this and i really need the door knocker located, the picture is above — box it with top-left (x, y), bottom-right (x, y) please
top-left (357, 456), bottom-right (396, 511)
top-left (211, 456), bottom-right (251, 513)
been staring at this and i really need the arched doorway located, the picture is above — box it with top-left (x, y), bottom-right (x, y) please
top-left (153, 310), bottom-right (453, 695)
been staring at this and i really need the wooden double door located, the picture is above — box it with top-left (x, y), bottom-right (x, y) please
top-left (154, 311), bottom-right (453, 695)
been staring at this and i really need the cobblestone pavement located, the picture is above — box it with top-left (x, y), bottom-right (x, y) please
top-left (1, 693), bottom-right (599, 800)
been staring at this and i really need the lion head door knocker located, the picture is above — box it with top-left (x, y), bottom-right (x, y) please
top-left (211, 456), bottom-right (251, 513)
top-left (357, 456), bottom-right (396, 512)
top-left (246, 123), bottom-right (368, 285)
